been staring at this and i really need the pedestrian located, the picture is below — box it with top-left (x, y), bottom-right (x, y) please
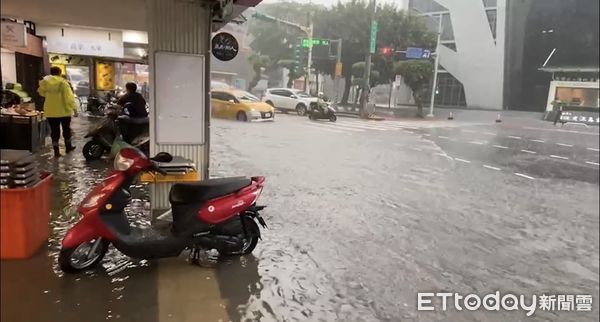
top-left (38, 66), bottom-right (78, 157)
top-left (553, 102), bottom-right (563, 126)
top-left (117, 82), bottom-right (148, 118)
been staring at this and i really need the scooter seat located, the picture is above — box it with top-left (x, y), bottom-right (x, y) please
top-left (169, 177), bottom-right (251, 205)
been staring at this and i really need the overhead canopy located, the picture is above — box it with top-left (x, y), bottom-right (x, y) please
top-left (1, 0), bottom-right (261, 31)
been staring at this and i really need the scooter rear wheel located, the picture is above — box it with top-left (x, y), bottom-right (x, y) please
top-left (83, 140), bottom-right (106, 160)
top-left (59, 239), bottom-right (109, 273)
top-left (220, 218), bottom-right (260, 256)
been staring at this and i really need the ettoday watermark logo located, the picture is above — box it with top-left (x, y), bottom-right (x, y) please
top-left (417, 292), bottom-right (593, 316)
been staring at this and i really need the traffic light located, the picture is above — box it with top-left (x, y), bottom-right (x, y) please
top-left (381, 47), bottom-right (393, 57)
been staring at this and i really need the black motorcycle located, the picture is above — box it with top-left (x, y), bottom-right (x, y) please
top-left (85, 91), bottom-right (121, 117)
top-left (308, 101), bottom-right (337, 122)
top-left (82, 104), bottom-right (149, 160)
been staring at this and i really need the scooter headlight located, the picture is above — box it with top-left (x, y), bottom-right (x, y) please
top-left (114, 152), bottom-right (135, 171)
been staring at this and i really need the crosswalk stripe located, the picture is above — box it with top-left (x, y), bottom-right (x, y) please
top-left (305, 123), bottom-right (346, 133)
top-left (333, 122), bottom-right (388, 131)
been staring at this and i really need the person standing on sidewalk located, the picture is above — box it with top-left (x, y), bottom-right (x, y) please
top-left (551, 97), bottom-right (563, 126)
top-left (38, 67), bottom-right (78, 157)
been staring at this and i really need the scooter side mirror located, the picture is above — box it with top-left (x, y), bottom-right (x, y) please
top-left (151, 152), bottom-right (173, 163)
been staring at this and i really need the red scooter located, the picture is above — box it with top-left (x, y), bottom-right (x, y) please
top-left (58, 147), bottom-right (267, 273)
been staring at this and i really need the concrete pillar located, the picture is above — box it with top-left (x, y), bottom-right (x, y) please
top-left (146, 0), bottom-right (211, 211)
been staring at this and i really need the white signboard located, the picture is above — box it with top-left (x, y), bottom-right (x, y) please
top-left (154, 52), bottom-right (205, 144)
top-left (1, 22), bottom-right (27, 47)
top-left (38, 26), bottom-right (124, 58)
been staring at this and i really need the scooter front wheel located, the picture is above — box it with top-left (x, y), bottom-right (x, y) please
top-left (329, 114), bottom-right (337, 122)
top-left (59, 238), bottom-right (109, 273)
top-left (82, 140), bottom-right (106, 160)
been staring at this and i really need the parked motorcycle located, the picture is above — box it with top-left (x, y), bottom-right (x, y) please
top-left (58, 148), bottom-right (268, 273)
top-left (82, 104), bottom-right (149, 160)
top-left (85, 91), bottom-right (122, 116)
top-left (308, 101), bottom-right (337, 122)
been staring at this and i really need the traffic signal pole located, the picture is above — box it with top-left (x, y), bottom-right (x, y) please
top-left (306, 19), bottom-right (314, 94)
top-left (360, 0), bottom-right (376, 118)
top-left (427, 14), bottom-right (443, 118)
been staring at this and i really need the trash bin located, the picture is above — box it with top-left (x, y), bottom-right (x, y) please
top-left (1, 172), bottom-right (53, 259)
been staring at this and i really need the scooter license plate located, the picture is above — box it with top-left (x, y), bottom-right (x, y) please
top-left (264, 113), bottom-right (271, 118)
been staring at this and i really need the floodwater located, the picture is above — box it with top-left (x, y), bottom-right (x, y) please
top-left (2, 114), bottom-right (599, 322)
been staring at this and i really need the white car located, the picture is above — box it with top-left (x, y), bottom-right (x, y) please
top-left (262, 88), bottom-right (318, 116)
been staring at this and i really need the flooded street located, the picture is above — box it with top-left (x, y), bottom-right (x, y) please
top-left (2, 114), bottom-right (599, 322)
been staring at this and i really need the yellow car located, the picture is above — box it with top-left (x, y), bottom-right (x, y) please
top-left (211, 89), bottom-right (275, 122)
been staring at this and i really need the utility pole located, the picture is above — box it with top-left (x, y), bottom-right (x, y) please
top-left (333, 38), bottom-right (343, 104)
top-left (305, 14), bottom-right (314, 94)
top-left (427, 14), bottom-right (443, 118)
top-left (360, 0), bottom-right (377, 118)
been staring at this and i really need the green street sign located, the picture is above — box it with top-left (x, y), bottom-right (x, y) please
top-left (301, 38), bottom-right (330, 48)
top-left (370, 21), bottom-right (378, 54)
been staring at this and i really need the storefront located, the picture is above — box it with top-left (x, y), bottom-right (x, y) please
top-left (36, 25), bottom-right (150, 100)
top-left (542, 68), bottom-right (600, 125)
top-left (1, 19), bottom-right (45, 109)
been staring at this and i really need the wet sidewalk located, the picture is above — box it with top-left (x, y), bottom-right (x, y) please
top-left (0, 117), bottom-right (235, 322)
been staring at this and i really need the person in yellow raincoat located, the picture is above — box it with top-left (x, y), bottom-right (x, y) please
top-left (38, 66), bottom-right (78, 157)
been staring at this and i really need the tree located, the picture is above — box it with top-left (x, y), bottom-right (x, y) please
top-left (248, 54), bottom-right (271, 91)
top-left (394, 60), bottom-right (433, 117)
top-left (351, 62), bottom-right (380, 105)
top-left (315, 1), bottom-right (436, 105)
top-left (247, 2), bottom-right (326, 88)
top-left (277, 59), bottom-right (304, 88)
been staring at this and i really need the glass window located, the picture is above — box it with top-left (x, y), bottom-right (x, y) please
top-left (234, 91), bottom-right (260, 102)
top-left (486, 10), bottom-right (497, 38)
top-left (555, 87), bottom-right (600, 108)
top-left (272, 89), bottom-right (291, 97)
top-left (483, 0), bottom-right (497, 8)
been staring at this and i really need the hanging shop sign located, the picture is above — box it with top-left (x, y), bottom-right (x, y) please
top-left (95, 61), bottom-right (116, 90)
top-left (212, 32), bottom-right (239, 62)
top-left (1, 22), bottom-right (27, 47)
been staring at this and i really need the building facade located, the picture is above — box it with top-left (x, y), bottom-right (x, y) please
top-left (410, 0), bottom-right (599, 112)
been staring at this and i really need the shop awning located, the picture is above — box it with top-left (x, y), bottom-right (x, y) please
top-left (2, 0), bottom-right (262, 32)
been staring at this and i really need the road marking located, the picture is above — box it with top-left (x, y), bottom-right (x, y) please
top-left (305, 124), bottom-right (345, 133)
top-left (522, 126), bottom-right (599, 136)
top-left (493, 145), bottom-right (509, 149)
top-left (338, 122), bottom-right (387, 131)
top-left (435, 152), bottom-right (453, 160)
top-left (327, 123), bottom-right (366, 132)
top-left (587, 147), bottom-right (600, 152)
top-left (483, 165), bottom-right (501, 171)
top-left (461, 129), bottom-right (476, 133)
top-left (410, 147), bottom-right (423, 152)
top-left (515, 173), bottom-right (535, 180)
top-left (469, 140), bottom-right (487, 145)
top-left (530, 139), bottom-right (545, 143)
top-left (483, 132), bottom-right (497, 136)
top-left (556, 143), bottom-right (574, 147)
top-left (422, 133), bottom-right (432, 137)
top-left (586, 161), bottom-right (600, 166)
top-left (550, 155), bottom-right (569, 160)
top-left (438, 135), bottom-right (450, 139)
top-left (520, 149), bottom-right (537, 154)
top-left (454, 158), bottom-right (471, 163)
top-left (507, 136), bottom-right (522, 140)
